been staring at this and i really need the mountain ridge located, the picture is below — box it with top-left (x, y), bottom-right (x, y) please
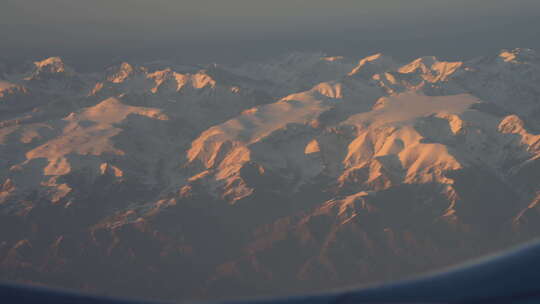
top-left (1, 48), bottom-right (540, 302)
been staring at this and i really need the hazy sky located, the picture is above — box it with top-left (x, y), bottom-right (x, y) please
top-left (1, 0), bottom-right (539, 67)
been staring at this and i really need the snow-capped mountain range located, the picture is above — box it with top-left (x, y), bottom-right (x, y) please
top-left (1, 48), bottom-right (540, 302)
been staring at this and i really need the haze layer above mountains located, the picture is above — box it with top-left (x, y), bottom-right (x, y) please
top-left (2, 0), bottom-right (540, 67)
top-left (1, 48), bottom-right (540, 302)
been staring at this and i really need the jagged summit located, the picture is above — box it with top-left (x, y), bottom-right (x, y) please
top-left (398, 56), bottom-right (463, 82)
top-left (106, 62), bottom-right (137, 83)
top-left (147, 69), bottom-right (216, 92)
top-left (25, 57), bottom-right (74, 80)
top-left (20, 57), bottom-right (85, 92)
top-left (348, 53), bottom-right (397, 78)
top-left (34, 57), bottom-right (66, 73)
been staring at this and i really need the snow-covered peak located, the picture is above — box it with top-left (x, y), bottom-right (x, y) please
top-left (33, 57), bottom-right (67, 74)
top-left (25, 56), bottom-right (75, 82)
top-left (498, 48), bottom-right (539, 64)
top-left (187, 71), bottom-right (217, 89)
top-left (398, 56), bottom-right (463, 82)
top-left (498, 114), bottom-right (540, 151)
top-left (25, 97), bottom-right (169, 176)
top-left (312, 82), bottom-right (343, 99)
top-left (146, 68), bottom-right (181, 92)
top-left (107, 62), bottom-right (137, 83)
top-left (399, 56), bottom-right (438, 71)
top-left (146, 69), bottom-right (216, 93)
top-left (499, 114), bottom-right (526, 133)
top-left (348, 53), bottom-right (398, 78)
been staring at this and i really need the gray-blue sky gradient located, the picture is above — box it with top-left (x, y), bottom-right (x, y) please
top-left (1, 0), bottom-right (539, 66)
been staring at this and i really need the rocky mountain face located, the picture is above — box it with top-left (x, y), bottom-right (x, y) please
top-left (1, 49), bottom-right (540, 302)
